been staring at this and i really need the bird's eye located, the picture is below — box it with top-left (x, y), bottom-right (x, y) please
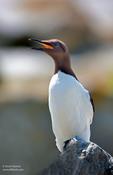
top-left (53, 42), bottom-right (65, 52)
top-left (54, 42), bottom-right (60, 48)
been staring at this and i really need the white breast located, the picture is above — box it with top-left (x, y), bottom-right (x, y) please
top-left (49, 71), bottom-right (93, 152)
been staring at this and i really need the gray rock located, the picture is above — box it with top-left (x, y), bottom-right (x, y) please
top-left (39, 139), bottom-right (113, 175)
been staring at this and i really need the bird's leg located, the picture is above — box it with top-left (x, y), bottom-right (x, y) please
top-left (63, 136), bottom-right (88, 151)
top-left (75, 136), bottom-right (88, 149)
top-left (75, 136), bottom-right (85, 143)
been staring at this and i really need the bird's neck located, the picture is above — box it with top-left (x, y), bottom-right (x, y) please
top-left (53, 55), bottom-right (77, 79)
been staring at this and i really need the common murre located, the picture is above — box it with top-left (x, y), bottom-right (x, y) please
top-left (30, 38), bottom-right (94, 152)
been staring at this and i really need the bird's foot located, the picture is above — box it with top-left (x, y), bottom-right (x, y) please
top-left (75, 136), bottom-right (85, 143)
top-left (63, 136), bottom-right (81, 151)
top-left (74, 136), bottom-right (88, 149)
top-left (63, 136), bottom-right (87, 151)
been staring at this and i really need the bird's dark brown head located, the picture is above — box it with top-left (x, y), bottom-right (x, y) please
top-left (29, 38), bottom-right (69, 60)
top-left (29, 38), bottom-right (76, 77)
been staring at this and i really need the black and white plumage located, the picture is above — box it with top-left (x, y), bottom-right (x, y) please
top-left (30, 38), bottom-right (94, 152)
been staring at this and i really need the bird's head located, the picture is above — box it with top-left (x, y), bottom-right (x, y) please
top-left (29, 38), bottom-right (76, 76)
top-left (29, 38), bottom-right (69, 61)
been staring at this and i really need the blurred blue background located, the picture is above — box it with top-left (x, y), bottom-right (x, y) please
top-left (0, 0), bottom-right (113, 174)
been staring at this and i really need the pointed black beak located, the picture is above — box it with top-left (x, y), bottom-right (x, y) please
top-left (28, 38), bottom-right (54, 51)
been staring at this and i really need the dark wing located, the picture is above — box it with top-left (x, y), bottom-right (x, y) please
top-left (89, 93), bottom-right (95, 113)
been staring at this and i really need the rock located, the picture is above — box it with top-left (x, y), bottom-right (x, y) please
top-left (39, 139), bottom-right (113, 175)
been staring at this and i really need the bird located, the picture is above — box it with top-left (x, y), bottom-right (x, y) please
top-left (30, 38), bottom-right (94, 152)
